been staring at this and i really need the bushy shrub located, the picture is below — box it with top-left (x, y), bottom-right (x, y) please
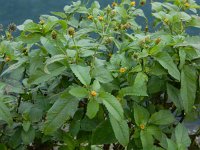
top-left (0, 0), bottom-right (200, 149)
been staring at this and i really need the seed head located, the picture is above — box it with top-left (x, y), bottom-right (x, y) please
top-left (51, 31), bottom-right (57, 40)
top-left (112, 2), bottom-right (118, 7)
top-left (155, 37), bottom-right (161, 44)
top-left (39, 19), bottom-right (45, 25)
top-left (68, 27), bottom-right (75, 37)
top-left (8, 23), bottom-right (17, 32)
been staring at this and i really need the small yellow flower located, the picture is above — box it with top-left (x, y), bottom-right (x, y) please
top-left (90, 90), bottom-right (97, 97)
top-left (108, 53), bottom-right (112, 57)
top-left (112, 2), bottom-right (118, 7)
top-left (130, 1), bottom-right (136, 7)
top-left (164, 18), bottom-right (169, 24)
top-left (119, 67), bottom-right (126, 73)
top-left (88, 15), bottom-right (93, 20)
top-left (98, 16), bottom-right (104, 21)
top-left (5, 56), bottom-right (10, 62)
top-left (184, 3), bottom-right (190, 7)
top-left (140, 124), bottom-right (145, 130)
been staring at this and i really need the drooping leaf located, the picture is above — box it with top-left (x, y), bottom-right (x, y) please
top-left (70, 64), bottom-right (91, 86)
top-left (1, 58), bottom-right (27, 76)
top-left (154, 52), bottom-right (180, 81)
top-left (180, 65), bottom-right (197, 112)
top-left (98, 92), bottom-right (124, 121)
top-left (91, 119), bottom-right (117, 145)
top-left (167, 84), bottom-right (182, 109)
top-left (21, 127), bottom-right (35, 145)
top-left (110, 115), bottom-right (129, 147)
top-left (149, 110), bottom-right (175, 125)
top-left (43, 94), bottom-right (78, 134)
top-left (134, 104), bottom-right (150, 126)
top-left (132, 72), bottom-right (148, 96)
top-left (44, 54), bottom-right (67, 74)
top-left (175, 123), bottom-right (191, 149)
top-left (86, 100), bottom-right (99, 119)
top-left (0, 101), bottom-right (13, 126)
top-left (28, 66), bottom-right (66, 85)
top-left (140, 130), bottom-right (154, 150)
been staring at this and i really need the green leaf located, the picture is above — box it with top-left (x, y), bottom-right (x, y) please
top-left (0, 101), bottom-right (13, 126)
top-left (1, 58), bottom-right (27, 76)
top-left (180, 65), bottom-right (197, 112)
top-left (70, 64), bottom-right (91, 86)
top-left (98, 92), bottom-right (124, 121)
top-left (21, 127), bottom-right (35, 145)
top-left (167, 139), bottom-right (177, 150)
top-left (146, 125), bottom-right (162, 140)
top-left (149, 110), bottom-right (175, 125)
top-left (110, 115), bottom-right (129, 147)
top-left (132, 72), bottom-right (148, 96)
top-left (154, 52), bottom-right (180, 81)
top-left (44, 54), bottom-right (67, 74)
top-left (43, 94), bottom-right (78, 134)
top-left (92, 66), bottom-right (113, 83)
top-left (175, 123), bottom-right (191, 149)
top-left (22, 121), bottom-right (31, 132)
top-left (0, 144), bottom-right (7, 150)
top-left (91, 120), bottom-right (117, 145)
top-left (69, 86), bottom-right (88, 99)
top-left (134, 104), bottom-right (150, 126)
top-left (167, 84), bottom-right (182, 109)
top-left (86, 100), bottom-right (99, 119)
top-left (28, 66), bottom-right (66, 85)
top-left (140, 130), bottom-right (154, 150)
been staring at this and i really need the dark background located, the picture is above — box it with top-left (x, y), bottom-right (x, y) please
top-left (0, 0), bottom-right (199, 35)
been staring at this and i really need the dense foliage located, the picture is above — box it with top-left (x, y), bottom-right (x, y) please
top-left (0, 0), bottom-right (200, 149)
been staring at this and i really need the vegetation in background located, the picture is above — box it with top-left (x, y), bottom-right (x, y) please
top-left (0, 0), bottom-right (200, 149)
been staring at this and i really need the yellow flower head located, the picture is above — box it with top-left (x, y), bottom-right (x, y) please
top-left (184, 3), bottom-right (190, 7)
top-left (130, 1), bottom-right (136, 7)
top-left (88, 15), bottom-right (93, 20)
top-left (90, 90), bottom-right (97, 97)
top-left (164, 18), bottom-right (169, 24)
top-left (119, 67), bottom-right (126, 73)
top-left (5, 56), bottom-right (10, 62)
top-left (98, 16), bottom-right (104, 21)
top-left (140, 124), bottom-right (145, 130)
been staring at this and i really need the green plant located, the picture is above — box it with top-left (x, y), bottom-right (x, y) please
top-left (0, 0), bottom-right (200, 149)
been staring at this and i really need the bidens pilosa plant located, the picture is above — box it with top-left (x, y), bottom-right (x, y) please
top-left (0, 0), bottom-right (200, 149)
